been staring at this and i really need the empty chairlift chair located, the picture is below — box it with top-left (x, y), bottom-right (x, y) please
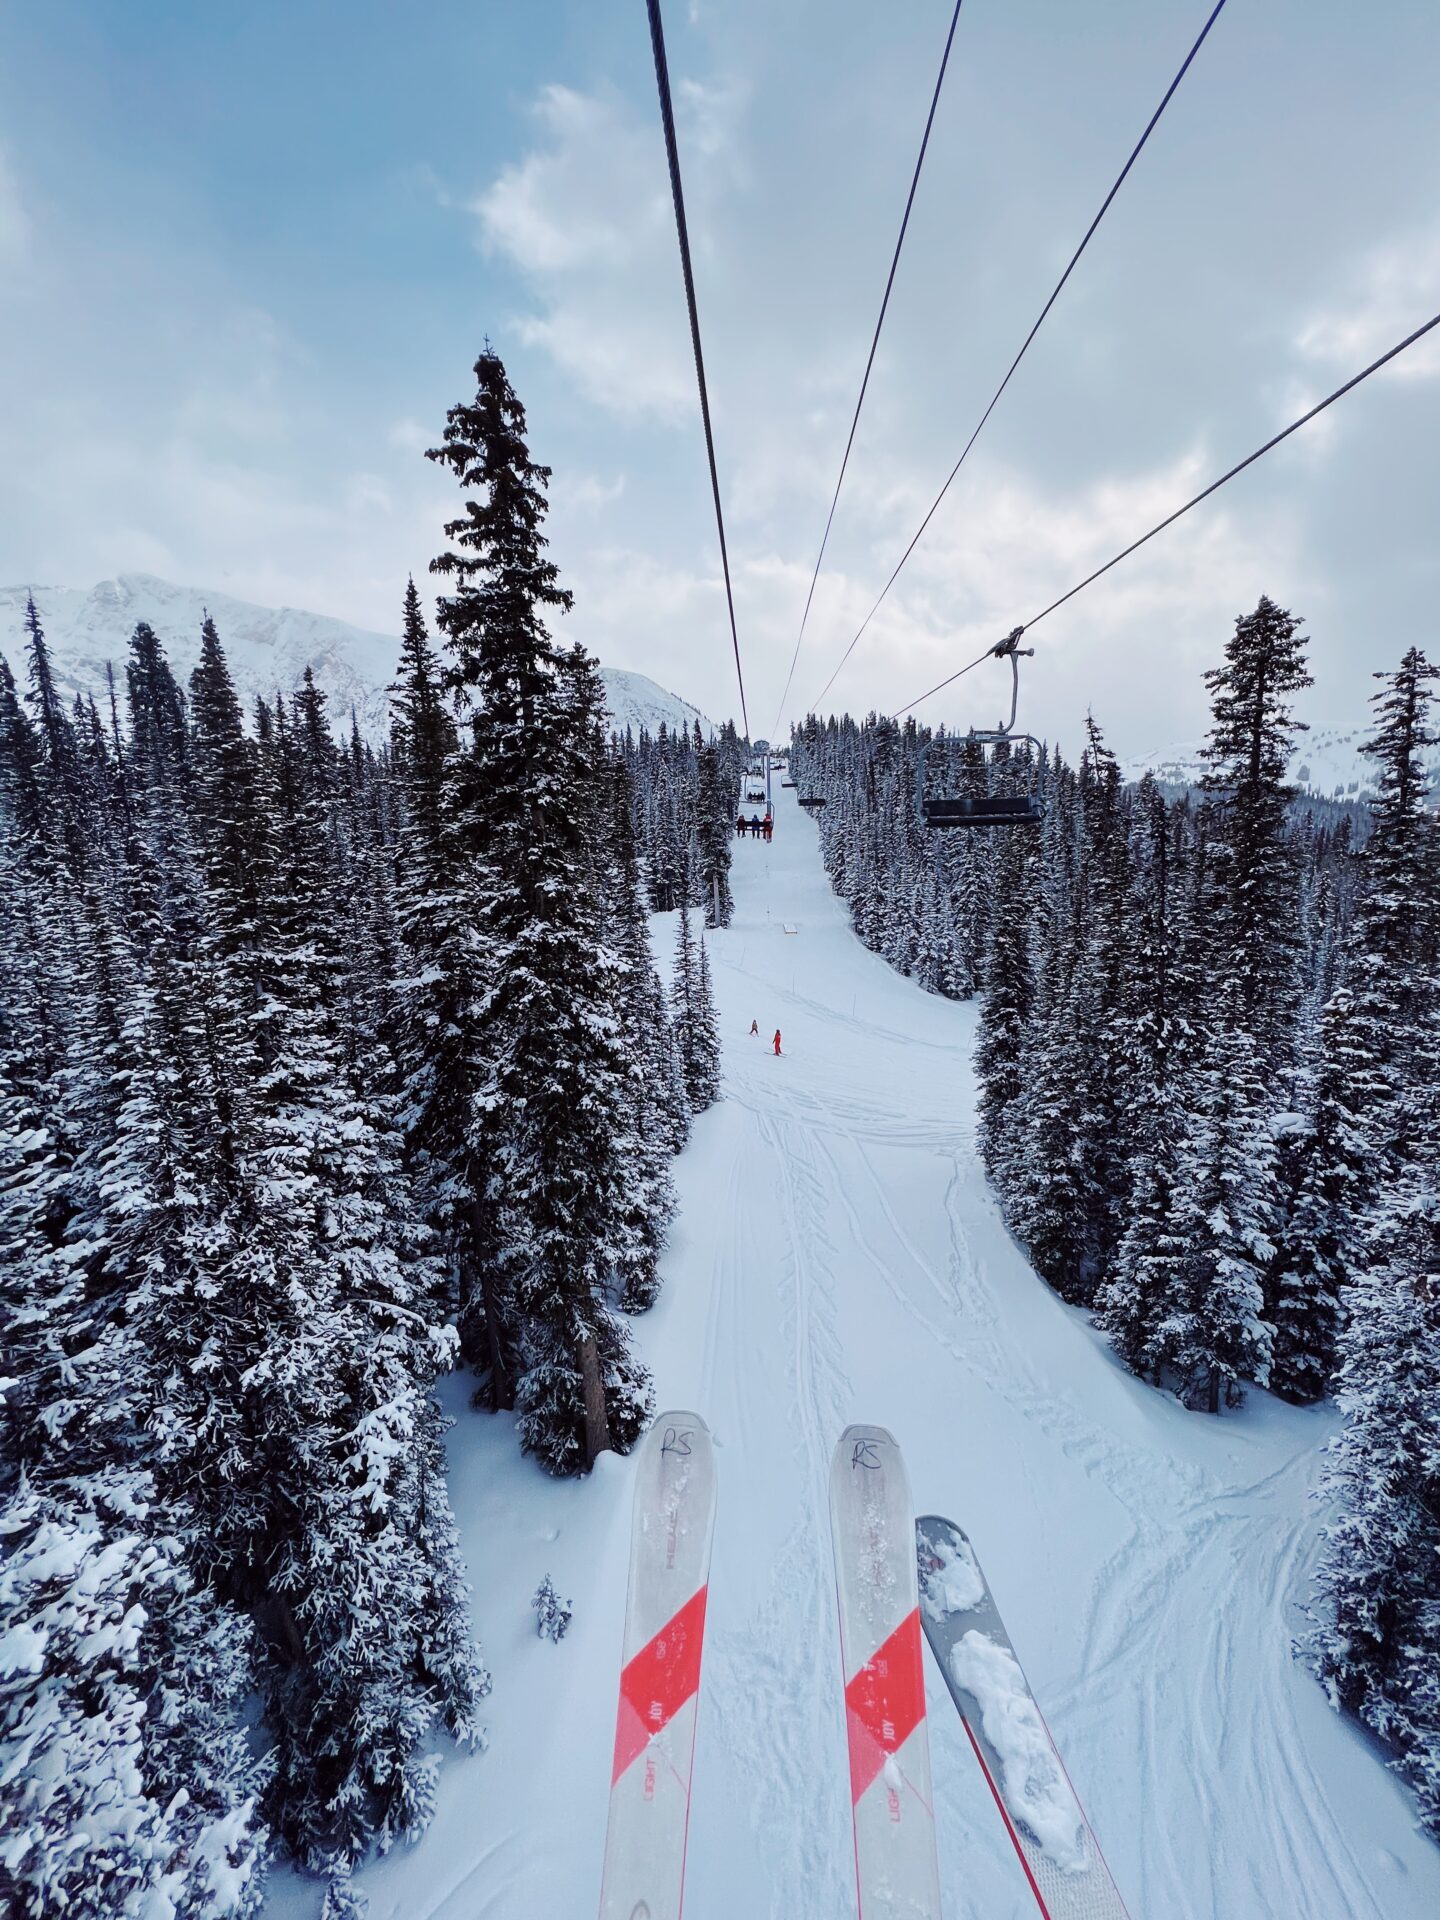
top-left (916, 629), bottom-right (1044, 830)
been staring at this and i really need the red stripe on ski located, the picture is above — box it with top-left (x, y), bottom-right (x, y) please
top-left (843, 1606), bottom-right (926, 1803)
top-left (611, 1583), bottom-right (710, 1785)
top-left (957, 1710), bottom-right (1055, 1919)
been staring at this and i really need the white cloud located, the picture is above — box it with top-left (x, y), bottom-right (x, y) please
top-left (388, 417), bottom-right (431, 453)
top-left (557, 470), bottom-right (626, 512)
top-left (1296, 227), bottom-right (1440, 382)
top-left (469, 80), bottom-right (745, 421)
top-left (553, 436), bottom-right (1302, 758)
top-left (676, 76), bottom-right (749, 168)
top-left (477, 88), bottom-right (645, 275)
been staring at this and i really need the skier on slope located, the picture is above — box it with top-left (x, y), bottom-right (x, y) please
top-left (749, 1019), bottom-right (759, 1036)
top-left (773, 1029), bottom-right (782, 1056)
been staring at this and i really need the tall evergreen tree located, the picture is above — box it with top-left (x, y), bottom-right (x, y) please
top-left (1313, 647), bottom-right (1440, 1833)
top-left (1095, 781), bottom-right (1196, 1376)
top-left (1152, 985), bottom-right (1278, 1411)
top-left (604, 754), bottom-right (681, 1309)
top-left (1345, 647), bottom-right (1440, 1172)
top-left (1267, 986), bottom-right (1372, 1401)
top-left (426, 346), bottom-right (651, 1471)
top-left (1199, 594), bottom-right (1312, 1070)
top-left (1315, 1037), bottom-right (1440, 1833)
top-left (695, 740), bottom-right (734, 929)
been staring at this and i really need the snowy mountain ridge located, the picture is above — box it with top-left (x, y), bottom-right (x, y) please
top-left (1122, 724), bottom-right (1440, 803)
top-left (0, 574), bottom-right (714, 745)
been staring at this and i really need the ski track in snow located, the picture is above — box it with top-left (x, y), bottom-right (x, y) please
top-left (265, 783), bottom-right (1440, 1920)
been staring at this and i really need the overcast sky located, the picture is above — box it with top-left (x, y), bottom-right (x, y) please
top-left (2, 0), bottom-right (1437, 756)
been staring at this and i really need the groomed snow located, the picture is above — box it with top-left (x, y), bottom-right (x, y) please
top-left (265, 780), bottom-right (1440, 1920)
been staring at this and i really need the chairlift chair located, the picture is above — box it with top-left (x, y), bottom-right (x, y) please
top-left (916, 628), bottom-right (1044, 830)
top-left (798, 794), bottom-right (827, 812)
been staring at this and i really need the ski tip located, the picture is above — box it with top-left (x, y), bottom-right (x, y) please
top-left (648, 1409), bottom-right (710, 1435)
top-left (916, 1513), bottom-right (969, 1545)
top-left (835, 1422), bottom-right (898, 1449)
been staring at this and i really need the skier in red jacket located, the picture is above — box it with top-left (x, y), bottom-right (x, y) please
top-left (773, 1029), bottom-right (782, 1057)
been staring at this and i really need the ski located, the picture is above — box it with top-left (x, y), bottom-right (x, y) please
top-left (598, 1411), bottom-right (717, 1920)
top-left (830, 1424), bottom-right (943, 1918)
top-left (915, 1515), bottom-right (1131, 1920)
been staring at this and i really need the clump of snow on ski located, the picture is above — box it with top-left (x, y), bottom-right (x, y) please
top-left (916, 1515), bottom-right (1131, 1920)
top-left (950, 1632), bottom-right (1087, 1872)
top-left (599, 1412), bottom-right (717, 1920)
top-left (917, 1525), bottom-right (985, 1624)
top-left (830, 1424), bottom-right (943, 1919)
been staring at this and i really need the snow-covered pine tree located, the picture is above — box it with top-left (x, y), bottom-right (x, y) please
top-left (426, 345), bottom-right (651, 1472)
top-left (1003, 722), bottom-right (1128, 1304)
top-left (21, 593), bottom-right (88, 874)
top-left (672, 884), bottom-right (699, 1082)
top-left (604, 752), bottom-right (681, 1309)
top-left (1151, 982), bottom-right (1278, 1412)
top-left (1267, 985), bottom-right (1373, 1401)
top-left (938, 737), bottom-right (991, 999)
top-left (388, 579), bottom-right (504, 1381)
top-left (1199, 594), bottom-right (1312, 1075)
top-left (695, 739), bottom-right (734, 928)
top-left (1094, 778), bottom-right (1194, 1377)
top-left (1344, 647), bottom-right (1440, 1174)
top-left (690, 932), bottom-right (723, 1112)
top-left (532, 1574), bottom-right (573, 1643)
top-left (1, 1466), bottom-right (267, 1920)
top-left (1314, 1024), bottom-right (1440, 1832)
top-left (975, 820), bottom-right (1037, 1180)
top-left (999, 751), bottom-right (1087, 1286)
top-left (1313, 646), bottom-right (1440, 1832)
top-left (1, 631), bottom-right (268, 1918)
top-left (132, 622), bottom-right (485, 1878)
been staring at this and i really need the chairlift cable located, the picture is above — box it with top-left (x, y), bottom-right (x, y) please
top-left (770, 0), bottom-right (967, 740)
top-left (809, 0), bottom-right (1230, 718)
top-left (645, 0), bottom-right (751, 740)
top-left (893, 307), bottom-right (1440, 716)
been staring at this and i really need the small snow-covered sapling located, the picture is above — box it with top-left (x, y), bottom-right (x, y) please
top-left (533, 1574), bottom-right (572, 1643)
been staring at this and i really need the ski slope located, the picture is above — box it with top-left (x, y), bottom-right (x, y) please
top-left (266, 781), bottom-right (1440, 1920)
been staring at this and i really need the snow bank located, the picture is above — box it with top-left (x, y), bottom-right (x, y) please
top-left (950, 1630), bottom-right (1088, 1874)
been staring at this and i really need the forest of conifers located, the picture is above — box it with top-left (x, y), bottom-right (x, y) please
top-left (792, 603), bottom-right (1440, 1831)
top-left (0, 352), bottom-right (736, 1918)
top-left (2, 344), bottom-right (1436, 1920)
